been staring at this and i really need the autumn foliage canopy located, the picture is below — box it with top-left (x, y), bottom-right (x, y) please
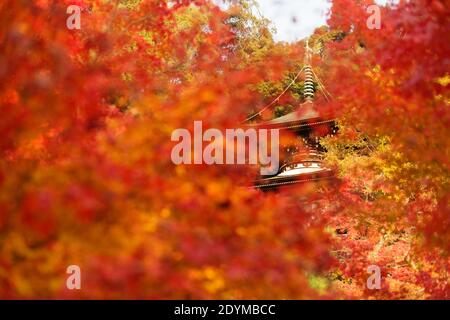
top-left (0, 0), bottom-right (448, 299)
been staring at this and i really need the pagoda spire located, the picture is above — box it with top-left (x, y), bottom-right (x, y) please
top-left (303, 39), bottom-right (315, 103)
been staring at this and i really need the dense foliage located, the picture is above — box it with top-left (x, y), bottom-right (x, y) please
top-left (0, 0), bottom-right (448, 299)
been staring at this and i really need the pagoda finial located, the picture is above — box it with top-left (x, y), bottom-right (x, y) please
top-left (304, 38), bottom-right (313, 65)
top-left (303, 38), bottom-right (315, 102)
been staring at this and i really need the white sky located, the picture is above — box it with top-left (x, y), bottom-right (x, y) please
top-left (215, 0), bottom-right (396, 42)
top-left (256, 0), bottom-right (332, 42)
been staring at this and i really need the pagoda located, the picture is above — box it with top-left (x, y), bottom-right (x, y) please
top-left (252, 40), bottom-right (338, 190)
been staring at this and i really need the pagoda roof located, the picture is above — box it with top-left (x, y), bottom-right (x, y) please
top-left (266, 102), bottom-right (320, 125)
top-left (252, 101), bottom-right (334, 130)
